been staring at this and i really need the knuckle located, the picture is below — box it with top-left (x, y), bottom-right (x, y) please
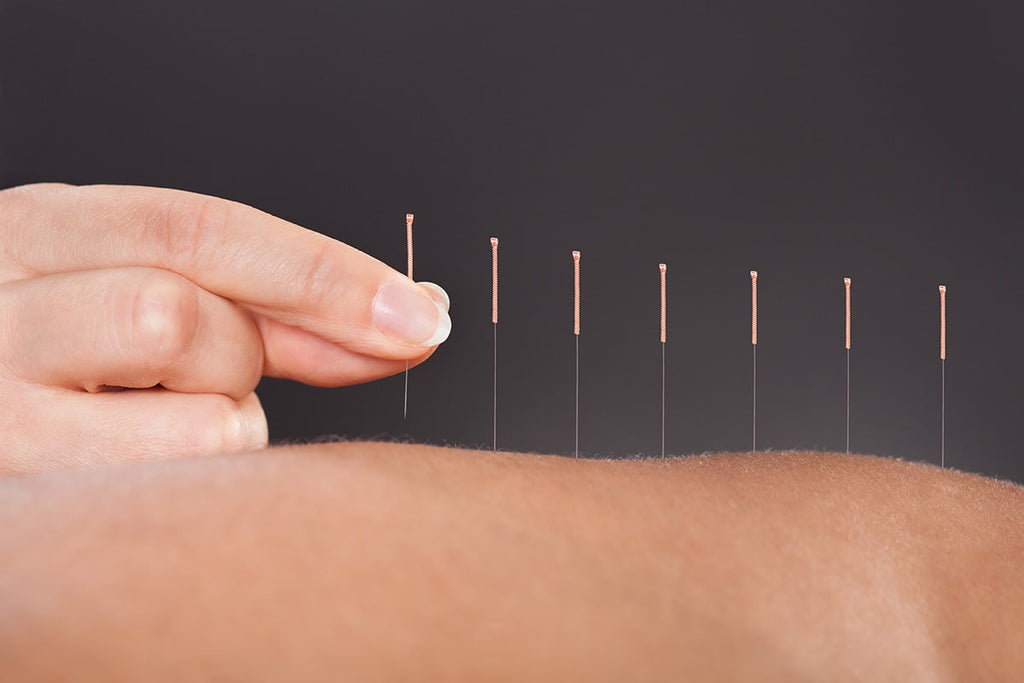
top-left (0, 183), bottom-right (70, 210)
top-left (126, 270), bottom-right (199, 369)
top-left (295, 240), bottom-right (344, 310)
top-left (0, 185), bottom-right (38, 220)
top-left (145, 192), bottom-right (233, 270)
top-left (0, 184), bottom-right (70, 268)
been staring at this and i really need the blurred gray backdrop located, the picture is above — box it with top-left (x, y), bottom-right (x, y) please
top-left (2, 1), bottom-right (1022, 482)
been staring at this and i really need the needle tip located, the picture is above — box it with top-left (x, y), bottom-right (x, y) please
top-left (406, 213), bottom-right (414, 227)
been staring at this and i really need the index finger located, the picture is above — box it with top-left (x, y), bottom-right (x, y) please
top-left (0, 184), bottom-right (451, 367)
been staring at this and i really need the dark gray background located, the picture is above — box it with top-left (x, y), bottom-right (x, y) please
top-left (1, 1), bottom-right (1022, 482)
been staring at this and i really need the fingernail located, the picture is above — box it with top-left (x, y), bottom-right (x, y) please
top-left (417, 282), bottom-right (450, 311)
top-left (373, 279), bottom-right (452, 347)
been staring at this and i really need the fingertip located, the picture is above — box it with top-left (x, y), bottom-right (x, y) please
top-left (372, 279), bottom-right (452, 349)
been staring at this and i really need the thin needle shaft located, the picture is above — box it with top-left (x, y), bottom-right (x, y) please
top-left (493, 323), bottom-right (497, 450)
top-left (661, 343), bottom-right (666, 458)
top-left (403, 213), bottom-right (414, 419)
top-left (846, 349), bottom-right (850, 453)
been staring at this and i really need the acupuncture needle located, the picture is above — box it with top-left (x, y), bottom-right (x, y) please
top-left (844, 277), bottom-right (851, 453)
top-left (659, 263), bottom-right (667, 458)
top-left (403, 213), bottom-right (414, 419)
top-left (750, 270), bottom-right (758, 452)
top-left (573, 250), bottom-right (581, 458)
top-left (491, 237), bottom-right (499, 451)
top-left (939, 284), bottom-right (946, 468)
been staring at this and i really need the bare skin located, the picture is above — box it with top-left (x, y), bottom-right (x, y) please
top-left (1, 443), bottom-right (1021, 681)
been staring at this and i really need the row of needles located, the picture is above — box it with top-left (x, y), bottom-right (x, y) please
top-left (399, 216), bottom-right (948, 465)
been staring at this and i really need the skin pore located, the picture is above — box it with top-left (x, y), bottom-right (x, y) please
top-left (1, 443), bottom-right (1021, 681)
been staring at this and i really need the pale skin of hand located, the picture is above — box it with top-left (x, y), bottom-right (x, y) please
top-left (0, 184), bottom-right (450, 475)
top-left (0, 444), bottom-right (1021, 681)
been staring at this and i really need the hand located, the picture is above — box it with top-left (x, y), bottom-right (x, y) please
top-left (0, 183), bottom-right (451, 474)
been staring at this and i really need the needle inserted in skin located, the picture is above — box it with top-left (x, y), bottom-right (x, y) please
top-left (844, 277), bottom-right (851, 454)
top-left (659, 263), bottom-right (667, 458)
top-left (573, 250), bottom-right (581, 458)
top-left (939, 284), bottom-right (946, 468)
top-left (491, 237), bottom-right (499, 451)
top-left (751, 270), bottom-right (758, 452)
top-left (403, 213), bottom-right (414, 419)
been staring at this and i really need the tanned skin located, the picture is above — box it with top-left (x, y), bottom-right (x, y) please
top-left (1, 443), bottom-right (1021, 681)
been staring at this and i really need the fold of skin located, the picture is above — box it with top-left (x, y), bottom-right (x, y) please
top-left (0, 444), bottom-right (1021, 681)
